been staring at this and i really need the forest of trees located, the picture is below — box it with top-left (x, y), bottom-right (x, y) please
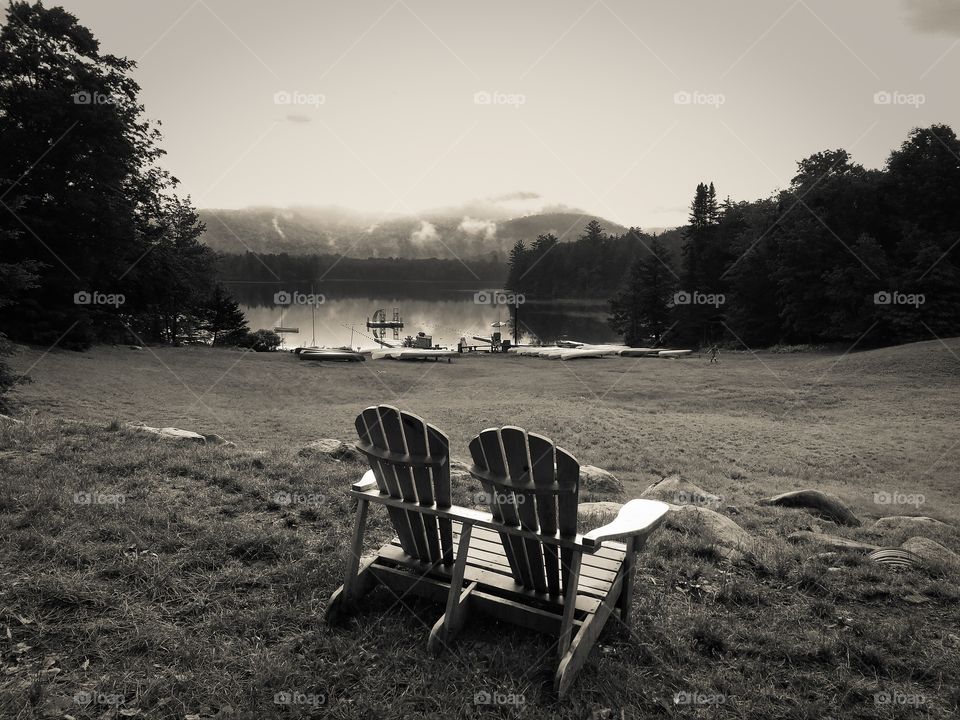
top-left (0, 0), bottom-right (247, 376)
top-left (509, 126), bottom-right (960, 348)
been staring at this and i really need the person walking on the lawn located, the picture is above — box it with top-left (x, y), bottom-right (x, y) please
top-left (708, 344), bottom-right (719, 363)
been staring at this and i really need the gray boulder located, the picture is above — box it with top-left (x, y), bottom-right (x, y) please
top-left (901, 536), bottom-right (960, 569)
top-left (760, 489), bottom-right (861, 527)
top-left (874, 516), bottom-right (952, 533)
top-left (298, 439), bottom-right (361, 462)
top-left (667, 504), bottom-right (754, 560)
top-left (787, 531), bottom-right (879, 553)
top-left (642, 474), bottom-right (722, 508)
top-left (577, 501), bottom-right (624, 527)
top-left (126, 422), bottom-right (205, 443)
top-left (579, 465), bottom-right (624, 496)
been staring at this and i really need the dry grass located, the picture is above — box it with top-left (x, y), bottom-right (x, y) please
top-left (1, 340), bottom-right (959, 718)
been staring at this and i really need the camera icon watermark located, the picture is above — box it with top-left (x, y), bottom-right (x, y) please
top-left (473, 290), bottom-right (524, 306)
top-left (673, 90), bottom-right (725, 108)
top-left (74, 691), bottom-right (125, 708)
top-left (474, 689), bottom-right (525, 706)
top-left (73, 490), bottom-right (126, 506)
top-left (273, 290), bottom-right (326, 306)
top-left (474, 490), bottom-right (526, 506)
top-left (72, 90), bottom-right (121, 105)
top-left (674, 691), bottom-right (726, 705)
top-left (674, 490), bottom-right (723, 508)
top-left (873, 490), bottom-right (925, 508)
top-left (270, 491), bottom-right (325, 507)
top-left (273, 690), bottom-right (327, 708)
top-left (74, 290), bottom-right (125, 308)
top-left (873, 290), bottom-right (924, 308)
top-left (873, 91), bottom-right (925, 108)
top-left (473, 90), bottom-right (526, 108)
top-left (673, 290), bottom-right (725, 308)
top-left (273, 90), bottom-right (326, 108)
top-left (874, 690), bottom-right (925, 706)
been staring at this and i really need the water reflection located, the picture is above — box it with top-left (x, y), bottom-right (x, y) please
top-left (229, 281), bottom-right (615, 348)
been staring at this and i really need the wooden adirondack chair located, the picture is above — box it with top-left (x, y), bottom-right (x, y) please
top-left (325, 408), bottom-right (669, 697)
top-left (436, 425), bottom-right (670, 696)
top-left (324, 404), bottom-right (455, 624)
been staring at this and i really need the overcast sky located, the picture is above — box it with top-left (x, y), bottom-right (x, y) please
top-left (47, 0), bottom-right (960, 227)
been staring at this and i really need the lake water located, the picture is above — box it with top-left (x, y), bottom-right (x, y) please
top-left (230, 282), bottom-right (616, 349)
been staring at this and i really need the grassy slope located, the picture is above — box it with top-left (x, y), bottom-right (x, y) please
top-left (1, 342), bottom-right (959, 718)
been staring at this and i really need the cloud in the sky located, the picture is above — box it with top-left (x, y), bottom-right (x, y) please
top-left (457, 216), bottom-right (497, 240)
top-left (410, 220), bottom-right (438, 243)
top-left (903, 0), bottom-right (960, 35)
top-left (488, 191), bottom-right (541, 203)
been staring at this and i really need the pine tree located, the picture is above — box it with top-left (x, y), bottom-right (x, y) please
top-left (204, 284), bottom-right (249, 346)
top-left (707, 182), bottom-right (719, 225)
top-left (608, 240), bottom-right (676, 345)
top-left (580, 219), bottom-right (605, 244)
top-left (506, 239), bottom-right (528, 293)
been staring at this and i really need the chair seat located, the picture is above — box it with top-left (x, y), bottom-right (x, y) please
top-left (371, 522), bottom-right (628, 621)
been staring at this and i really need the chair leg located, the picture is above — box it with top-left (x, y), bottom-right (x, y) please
top-left (325, 498), bottom-right (371, 623)
top-left (557, 551), bottom-right (582, 661)
top-left (617, 536), bottom-right (643, 632)
top-left (428, 524), bottom-right (473, 655)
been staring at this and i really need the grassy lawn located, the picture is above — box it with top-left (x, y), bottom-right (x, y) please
top-left (1, 341), bottom-right (959, 718)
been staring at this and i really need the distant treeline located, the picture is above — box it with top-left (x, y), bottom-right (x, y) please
top-left (506, 222), bottom-right (684, 298)
top-left (509, 125), bottom-right (960, 348)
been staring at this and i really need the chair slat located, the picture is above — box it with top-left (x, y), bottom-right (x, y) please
top-left (403, 411), bottom-right (442, 562)
top-left (556, 447), bottom-right (580, 593)
top-left (378, 406), bottom-right (429, 561)
top-left (501, 427), bottom-right (548, 594)
top-left (530, 432), bottom-right (561, 596)
top-left (427, 422), bottom-right (454, 564)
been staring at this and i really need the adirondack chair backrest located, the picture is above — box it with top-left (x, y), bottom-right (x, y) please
top-left (355, 405), bottom-right (454, 565)
top-left (468, 426), bottom-right (580, 596)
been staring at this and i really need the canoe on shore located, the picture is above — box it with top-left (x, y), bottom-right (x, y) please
top-left (371, 348), bottom-right (457, 361)
top-left (299, 348), bottom-right (366, 362)
top-left (658, 349), bottom-right (693, 357)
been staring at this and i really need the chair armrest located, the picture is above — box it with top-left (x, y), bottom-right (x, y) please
top-left (581, 499), bottom-right (670, 550)
top-left (351, 469), bottom-right (378, 492)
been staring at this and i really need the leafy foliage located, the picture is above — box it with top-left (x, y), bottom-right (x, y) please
top-left (0, 1), bottom-right (230, 349)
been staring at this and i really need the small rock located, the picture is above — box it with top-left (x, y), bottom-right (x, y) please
top-left (901, 536), bottom-right (960, 569)
top-left (579, 465), bottom-right (624, 496)
top-left (298, 438), bottom-right (361, 462)
top-left (577, 501), bottom-right (623, 526)
top-left (725, 505), bottom-right (740, 515)
top-left (642, 474), bottom-right (722, 508)
top-left (129, 345), bottom-right (143, 351)
top-left (946, 633), bottom-right (960, 648)
top-left (874, 516), bottom-right (952, 532)
top-left (729, 468), bottom-right (747, 480)
top-left (788, 531), bottom-right (879, 553)
top-left (760, 489), bottom-right (861, 527)
top-left (125, 422), bottom-right (205, 443)
top-left (666, 505), bottom-right (754, 557)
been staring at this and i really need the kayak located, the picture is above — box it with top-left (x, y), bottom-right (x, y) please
top-left (658, 349), bottom-right (693, 357)
top-left (299, 348), bottom-right (365, 362)
top-left (371, 348), bottom-right (457, 361)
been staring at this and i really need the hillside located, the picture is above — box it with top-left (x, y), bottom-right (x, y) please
top-left (198, 205), bottom-right (631, 260)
